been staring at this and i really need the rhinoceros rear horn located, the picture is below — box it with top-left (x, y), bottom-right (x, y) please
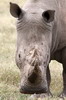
top-left (10, 2), bottom-right (23, 18)
top-left (42, 10), bottom-right (55, 23)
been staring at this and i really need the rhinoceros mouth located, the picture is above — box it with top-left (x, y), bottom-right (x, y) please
top-left (20, 86), bottom-right (48, 94)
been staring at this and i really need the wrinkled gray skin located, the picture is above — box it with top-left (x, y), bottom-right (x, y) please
top-left (10, 0), bottom-right (66, 97)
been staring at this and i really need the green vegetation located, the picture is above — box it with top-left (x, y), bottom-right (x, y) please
top-left (0, 0), bottom-right (65, 99)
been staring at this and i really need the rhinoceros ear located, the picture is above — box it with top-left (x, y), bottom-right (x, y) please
top-left (42, 10), bottom-right (55, 23)
top-left (10, 2), bottom-right (23, 18)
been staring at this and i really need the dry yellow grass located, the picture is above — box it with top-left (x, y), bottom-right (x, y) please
top-left (0, 0), bottom-right (65, 100)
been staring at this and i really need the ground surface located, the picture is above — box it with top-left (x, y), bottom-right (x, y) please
top-left (0, 0), bottom-right (66, 100)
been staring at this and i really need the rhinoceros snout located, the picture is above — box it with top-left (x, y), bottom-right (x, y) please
top-left (19, 62), bottom-right (48, 94)
top-left (18, 47), bottom-right (48, 94)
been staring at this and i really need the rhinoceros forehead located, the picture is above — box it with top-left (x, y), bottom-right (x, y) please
top-left (17, 13), bottom-right (51, 32)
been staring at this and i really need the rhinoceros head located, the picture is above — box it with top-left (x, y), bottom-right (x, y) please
top-left (10, 2), bottom-right (55, 94)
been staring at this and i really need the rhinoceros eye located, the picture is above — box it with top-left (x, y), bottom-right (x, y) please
top-left (19, 54), bottom-right (21, 58)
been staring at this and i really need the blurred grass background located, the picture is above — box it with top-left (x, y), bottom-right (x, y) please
top-left (0, 0), bottom-right (65, 100)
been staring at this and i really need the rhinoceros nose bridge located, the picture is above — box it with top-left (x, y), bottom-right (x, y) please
top-left (25, 46), bottom-right (42, 84)
top-left (26, 45), bottom-right (41, 64)
top-left (30, 48), bottom-right (40, 64)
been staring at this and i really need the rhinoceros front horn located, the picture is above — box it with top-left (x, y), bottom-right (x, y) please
top-left (10, 2), bottom-right (23, 18)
